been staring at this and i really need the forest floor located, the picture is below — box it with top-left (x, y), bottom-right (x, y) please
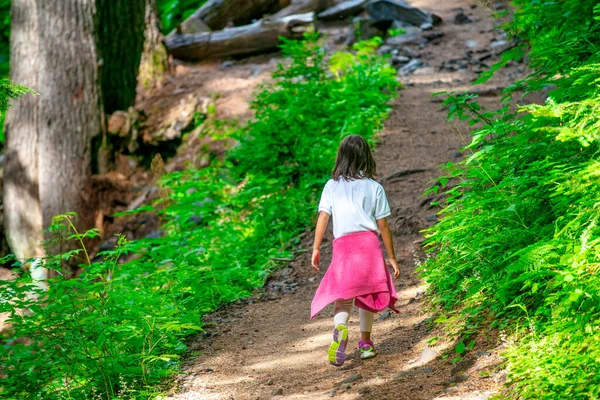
top-left (154, 1), bottom-right (526, 399)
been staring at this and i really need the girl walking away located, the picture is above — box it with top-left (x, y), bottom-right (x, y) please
top-left (310, 135), bottom-right (401, 367)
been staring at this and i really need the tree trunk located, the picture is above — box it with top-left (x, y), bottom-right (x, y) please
top-left (3, 0), bottom-right (45, 279)
top-left (138, 0), bottom-right (169, 90)
top-left (96, 0), bottom-right (147, 114)
top-left (36, 0), bottom-right (102, 276)
top-left (180, 0), bottom-right (291, 32)
top-left (166, 12), bottom-right (316, 61)
top-left (4, 0), bottom-right (153, 278)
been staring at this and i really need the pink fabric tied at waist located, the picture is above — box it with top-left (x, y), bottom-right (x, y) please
top-left (310, 231), bottom-right (399, 319)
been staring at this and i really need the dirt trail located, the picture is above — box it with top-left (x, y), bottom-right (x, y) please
top-left (167, 1), bottom-right (518, 399)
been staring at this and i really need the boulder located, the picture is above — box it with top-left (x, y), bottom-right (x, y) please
top-left (318, 0), bottom-right (366, 21)
top-left (366, 0), bottom-right (438, 27)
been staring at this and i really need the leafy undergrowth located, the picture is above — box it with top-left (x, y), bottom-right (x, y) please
top-left (421, 1), bottom-right (600, 398)
top-left (0, 34), bottom-right (398, 399)
top-left (157, 0), bottom-right (208, 34)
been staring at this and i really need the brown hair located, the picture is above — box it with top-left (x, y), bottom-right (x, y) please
top-left (332, 135), bottom-right (377, 181)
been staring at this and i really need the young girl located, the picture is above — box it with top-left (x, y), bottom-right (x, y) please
top-left (310, 134), bottom-right (400, 366)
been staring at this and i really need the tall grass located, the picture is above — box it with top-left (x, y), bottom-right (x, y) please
top-left (422, 1), bottom-right (600, 397)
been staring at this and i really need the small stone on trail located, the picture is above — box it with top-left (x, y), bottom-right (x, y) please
top-left (395, 367), bottom-right (433, 378)
top-left (271, 388), bottom-right (283, 396)
top-left (378, 310), bottom-right (392, 321)
top-left (420, 22), bottom-right (433, 30)
top-left (340, 384), bottom-right (352, 391)
top-left (221, 61), bottom-right (234, 69)
top-left (423, 31), bottom-right (444, 41)
top-left (490, 40), bottom-right (508, 48)
top-left (358, 386), bottom-right (372, 395)
top-left (399, 59), bottom-right (423, 74)
top-left (392, 56), bottom-right (411, 67)
top-left (267, 379), bottom-right (274, 385)
top-left (328, 389), bottom-right (337, 397)
top-left (339, 373), bottom-right (362, 385)
top-left (465, 40), bottom-right (478, 48)
top-left (447, 373), bottom-right (469, 383)
top-left (454, 8), bottom-right (474, 24)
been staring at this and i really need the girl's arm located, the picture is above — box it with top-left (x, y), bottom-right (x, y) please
top-left (377, 217), bottom-right (401, 279)
top-left (311, 212), bottom-right (330, 271)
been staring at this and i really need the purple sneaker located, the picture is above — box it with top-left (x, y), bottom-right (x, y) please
top-left (328, 324), bottom-right (349, 366)
top-left (358, 340), bottom-right (377, 359)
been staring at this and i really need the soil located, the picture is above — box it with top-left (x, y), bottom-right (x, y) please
top-left (162, 1), bottom-right (524, 399)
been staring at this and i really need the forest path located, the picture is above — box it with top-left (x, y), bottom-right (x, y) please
top-left (167, 1), bottom-right (517, 399)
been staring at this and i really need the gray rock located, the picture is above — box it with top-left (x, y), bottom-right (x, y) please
top-left (367, 0), bottom-right (433, 27)
top-left (398, 46), bottom-right (421, 58)
top-left (454, 8), bottom-right (474, 24)
top-left (420, 22), bottom-right (433, 30)
top-left (422, 30), bottom-right (444, 41)
top-left (399, 59), bottom-right (423, 74)
top-left (358, 386), bottom-right (372, 394)
top-left (391, 56), bottom-right (410, 68)
top-left (394, 367), bottom-right (433, 378)
top-left (339, 373), bottom-right (362, 384)
top-left (378, 310), bottom-right (392, 320)
top-left (386, 26), bottom-right (423, 46)
top-left (491, 40), bottom-right (508, 48)
top-left (465, 39), bottom-right (478, 48)
top-left (318, 0), bottom-right (366, 21)
top-left (378, 45), bottom-right (394, 55)
top-left (221, 60), bottom-right (234, 69)
top-left (328, 390), bottom-right (337, 397)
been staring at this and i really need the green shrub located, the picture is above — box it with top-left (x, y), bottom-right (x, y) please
top-left (422, 1), bottom-right (600, 398)
top-left (0, 34), bottom-right (398, 399)
top-left (157, 0), bottom-right (207, 33)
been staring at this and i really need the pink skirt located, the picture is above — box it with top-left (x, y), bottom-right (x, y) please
top-left (310, 231), bottom-right (399, 319)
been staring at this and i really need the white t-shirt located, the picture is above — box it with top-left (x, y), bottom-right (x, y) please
top-left (318, 178), bottom-right (391, 238)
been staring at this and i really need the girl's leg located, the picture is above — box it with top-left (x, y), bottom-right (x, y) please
top-left (329, 299), bottom-right (353, 366)
top-left (333, 298), bottom-right (353, 327)
top-left (359, 308), bottom-right (374, 341)
top-left (358, 308), bottom-right (377, 359)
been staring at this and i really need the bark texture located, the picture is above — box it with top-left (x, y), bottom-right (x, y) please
top-left (4, 0), bottom-right (44, 276)
top-left (138, 0), bottom-right (169, 90)
top-left (37, 0), bottom-right (102, 273)
top-left (96, 0), bottom-right (146, 114)
top-left (166, 12), bottom-right (316, 61)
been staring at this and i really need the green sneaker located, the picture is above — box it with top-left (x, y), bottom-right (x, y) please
top-left (328, 324), bottom-right (348, 366)
top-left (358, 340), bottom-right (377, 359)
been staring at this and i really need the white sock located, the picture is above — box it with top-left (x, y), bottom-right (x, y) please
top-left (334, 310), bottom-right (349, 327)
top-left (359, 308), bottom-right (374, 333)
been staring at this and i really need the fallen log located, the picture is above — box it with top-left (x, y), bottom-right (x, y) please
top-left (272, 0), bottom-right (335, 18)
top-left (166, 12), bottom-right (316, 61)
top-left (317, 0), bottom-right (366, 21)
top-left (180, 0), bottom-right (291, 32)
